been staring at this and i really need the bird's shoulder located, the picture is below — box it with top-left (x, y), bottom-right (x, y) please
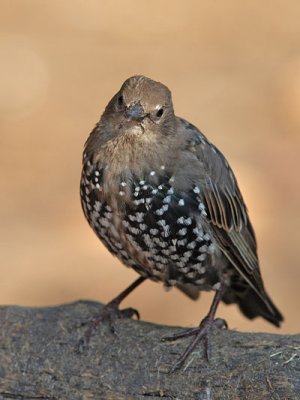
top-left (174, 117), bottom-right (248, 231)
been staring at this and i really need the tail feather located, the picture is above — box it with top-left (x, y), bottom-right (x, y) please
top-left (223, 287), bottom-right (283, 327)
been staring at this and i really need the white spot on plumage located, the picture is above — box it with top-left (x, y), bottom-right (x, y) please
top-left (157, 219), bottom-right (166, 227)
top-left (178, 199), bottom-right (185, 206)
top-left (143, 234), bottom-right (155, 248)
top-left (213, 282), bottom-right (221, 290)
top-left (160, 165), bottom-right (165, 170)
top-left (163, 195), bottom-right (171, 204)
top-left (103, 212), bottom-right (112, 219)
top-left (187, 241), bottom-right (196, 249)
top-left (145, 198), bottom-right (152, 208)
top-left (180, 267), bottom-right (190, 274)
top-left (150, 228), bottom-right (159, 235)
top-left (156, 204), bottom-right (169, 215)
top-left (95, 183), bottom-right (101, 189)
top-left (152, 189), bottom-right (158, 195)
top-left (177, 238), bottom-right (187, 246)
top-left (187, 271), bottom-right (196, 279)
top-left (135, 212), bottom-right (144, 222)
top-left (121, 181), bottom-right (127, 187)
top-left (198, 254), bottom-right (207, 261)
top-left (193, 186), bottom-right (200, 194)
top-left (99, 217), bottom-right (110, 228)
top-left (192, 263), bottom-right (202, 271)
top-left (193, 226), bottom-right (204, 237)
top-left (169, 244), bottom-right (176, 252)
top-left (134, 198), bottom-right (145, 205)
top-left (183, 250), bottom-right (193, 259)
top-left (153, 254), bottom-right (168, 264)
top-left (128, 226), bottom-right (140, 235)
top-left (208, 243), bottom-right (215, 254)
top-left (176, 261), bottom-right (185, 269)
top-left (161, 248), bottom-right (172, 256)
top-left (178, 228), bottom-right (187, 236)
top-left (198, 203), bottom-right (205, 211)
top-left (162, 224), bottom-right (170, 238)
top-left (167, 187), bottom-right (174, 195)
top-left (153, 237), bottom-right (167, 248)
top-left (150, 171), bottom-right (156, 176)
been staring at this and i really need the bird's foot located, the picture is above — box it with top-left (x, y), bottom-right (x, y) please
top-left (77, 301), bottom-right (140, 353)
top-left (161, 317), bottom-right (227, 373)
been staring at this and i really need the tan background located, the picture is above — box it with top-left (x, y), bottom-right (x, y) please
top-left (0, 1), bottom-right (299, 334)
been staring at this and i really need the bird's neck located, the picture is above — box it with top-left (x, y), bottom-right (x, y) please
top-left (84, 129), bottom-right (179, 207)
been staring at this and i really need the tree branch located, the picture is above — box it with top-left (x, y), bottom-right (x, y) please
top-left (0, 301), bottom-right (299, 399)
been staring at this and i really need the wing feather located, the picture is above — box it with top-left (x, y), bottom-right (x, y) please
top-left (177, 118), bottom-right (281, 321)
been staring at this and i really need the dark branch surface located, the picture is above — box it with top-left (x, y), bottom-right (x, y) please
top-left (0, 301), bottom-right (299, 400)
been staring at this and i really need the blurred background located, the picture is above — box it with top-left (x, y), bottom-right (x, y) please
top-left (0, 1), bottom-right (299, 334)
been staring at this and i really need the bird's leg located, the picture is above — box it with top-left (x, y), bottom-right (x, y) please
top-left (161, 282), bottom-right (227, 373)
top-left (77, 276), bottom-right (146, 353)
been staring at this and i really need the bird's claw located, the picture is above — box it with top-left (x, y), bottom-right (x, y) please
top-left (108, 306), bottom-right (140, 334)
top-left (77, 303), bottom-right (140, 352)
top-left (162, 316), bottom-right (228, 373)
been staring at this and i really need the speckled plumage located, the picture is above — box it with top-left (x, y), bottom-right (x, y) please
top-left (80, 75), bottom-right (283, 330)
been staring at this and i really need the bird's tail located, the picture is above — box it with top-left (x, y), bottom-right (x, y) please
top-left (223, 286), bottom-right (284, 327)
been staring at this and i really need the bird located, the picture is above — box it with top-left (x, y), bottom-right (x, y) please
top-left (79, 75), bottom-right (283, 372)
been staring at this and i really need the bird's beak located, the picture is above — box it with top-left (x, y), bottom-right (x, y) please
top-left (125, 102), bottom-right (145, 122)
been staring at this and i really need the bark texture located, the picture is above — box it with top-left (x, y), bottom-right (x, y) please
top-left (0, 301), bottom-right (299, 400)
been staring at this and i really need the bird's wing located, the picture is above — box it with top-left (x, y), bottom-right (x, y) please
top-left (176, 118), bottom-right (278, 316)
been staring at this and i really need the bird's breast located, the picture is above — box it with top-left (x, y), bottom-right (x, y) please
top-left (81, 155), bottom-right (224, 289)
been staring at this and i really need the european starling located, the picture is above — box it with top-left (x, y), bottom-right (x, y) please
top-left (80, 75), bottom-right (283, 371)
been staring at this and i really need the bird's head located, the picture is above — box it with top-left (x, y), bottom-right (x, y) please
top-left (102, 75), bottom-right (176, 138)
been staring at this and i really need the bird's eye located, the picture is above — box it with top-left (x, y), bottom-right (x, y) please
top-left (117, 95), bottom-right (124, 106)
top-left (156, 108), bottom-right (164, 118)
